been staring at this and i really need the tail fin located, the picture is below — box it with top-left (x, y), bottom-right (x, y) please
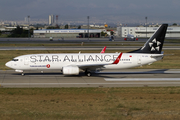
top-left (129, 24), bottom-right (168, 54)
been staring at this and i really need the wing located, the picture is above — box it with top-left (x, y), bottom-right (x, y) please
top-left (78, 53), bottom-right (123, 71)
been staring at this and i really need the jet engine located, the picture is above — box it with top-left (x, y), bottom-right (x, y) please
top-left (62, 66), bottom-right (79, 75)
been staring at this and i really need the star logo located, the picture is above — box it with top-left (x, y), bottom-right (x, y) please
top-left (152, 38), bottom-right (156, 43)
top-left (156, 46), bottom-right (160, 51)
top-left (149, 38), bottom-right (161, 51)
top-left (157, 41), bottom-right (161, 46)
top-left (149, 43), bottom-right (153, 47)
top-left (151, 47), bottom-right (155, 51)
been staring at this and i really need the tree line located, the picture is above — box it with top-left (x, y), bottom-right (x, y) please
top-left (7, 26), bottom-right (33, 38)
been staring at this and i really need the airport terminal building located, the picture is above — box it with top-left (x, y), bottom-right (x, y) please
top-left (117, 26), bottom-right (180, 38)
top-left (33, 29), bottom-right (102, 38)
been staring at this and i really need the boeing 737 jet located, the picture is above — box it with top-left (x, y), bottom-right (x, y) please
top-left (5, 24), bottom-right (168, 76)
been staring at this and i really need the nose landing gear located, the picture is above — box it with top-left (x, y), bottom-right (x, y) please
top-left (21, 73), bottom-right (25, 76)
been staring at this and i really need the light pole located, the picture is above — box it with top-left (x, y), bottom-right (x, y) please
top-left (87, 16), bottom-right (89, 41)
top-left (145, 17), bottom-right (147, 38)
top-left (28, 16), bottom-right (30, 39)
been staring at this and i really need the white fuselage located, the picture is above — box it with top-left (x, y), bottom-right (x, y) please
top-left (5, 53), bottom-right (163, 71)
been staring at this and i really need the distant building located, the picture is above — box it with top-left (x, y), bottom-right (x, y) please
top-left (117, 26), bottom-right (180, 38)
top-left (33, 29), bottom-right (102, 38)
top-left (0, 27), bottom-right (5, 31)
top-left (81, 25), bottom-right (105, 29)
top-left (48, 15), bottom-right (55, 25)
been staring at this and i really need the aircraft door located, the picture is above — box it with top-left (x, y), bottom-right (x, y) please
top-left (137, 55), bottom-right (141, 64)
top-left (24, 57), bottom-right (29, 65)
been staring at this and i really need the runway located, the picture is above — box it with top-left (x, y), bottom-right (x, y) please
top-left (1, 69), bottom-right (180, 88)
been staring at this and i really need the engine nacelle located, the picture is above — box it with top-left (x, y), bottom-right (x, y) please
top-left (62, 66), bottom-right (79, 75)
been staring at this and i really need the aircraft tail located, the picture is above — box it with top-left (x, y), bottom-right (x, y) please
top-left (129, 24), bottom-right (168, 54)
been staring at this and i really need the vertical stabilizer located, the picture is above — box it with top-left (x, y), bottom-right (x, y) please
top-left (129, 24), bottom-right (168, 54)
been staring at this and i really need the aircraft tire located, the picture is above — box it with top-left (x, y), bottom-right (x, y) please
top-left (87, 72), bottom-right (91, 77)
top-left (85, 70), bottom-right (91, 77)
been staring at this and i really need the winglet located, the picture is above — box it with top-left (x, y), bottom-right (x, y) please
top-left (112, 53), bottom-right (123, 64)
top-left (100, 46), bottom-right (107, 53)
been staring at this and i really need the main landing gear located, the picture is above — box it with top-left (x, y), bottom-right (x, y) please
top-left (85, 70), bottom-right (91, 77)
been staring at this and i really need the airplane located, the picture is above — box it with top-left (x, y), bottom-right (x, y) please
top-left (5, 24), bottom-right (168, 76)
top-left (124, 34), bottom-right (138, 41)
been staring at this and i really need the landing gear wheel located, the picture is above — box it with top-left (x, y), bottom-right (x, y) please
top-left (87, 72), bottom-right (91, 77)
top-left (85, 70), bottom-right (91, 77)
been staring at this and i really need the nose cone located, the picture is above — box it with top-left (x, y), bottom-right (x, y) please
top-left (5, 61), bottom-right (11, 68)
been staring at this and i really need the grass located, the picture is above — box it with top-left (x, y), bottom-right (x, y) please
top-left (0, 87), bottom-right (180, 120)
top-left (165, 39), bottom-right (180, 43)
top-left (0, 34), bottom-right (8, 38)
top-left (1, 49), bottom-right (180, 70)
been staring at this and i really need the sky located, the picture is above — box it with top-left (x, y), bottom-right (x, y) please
top-left (0, 0), bottom-right (180, 24)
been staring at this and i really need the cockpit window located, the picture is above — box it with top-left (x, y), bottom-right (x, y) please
top-left (12, 59), bottom-right (19, 61)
